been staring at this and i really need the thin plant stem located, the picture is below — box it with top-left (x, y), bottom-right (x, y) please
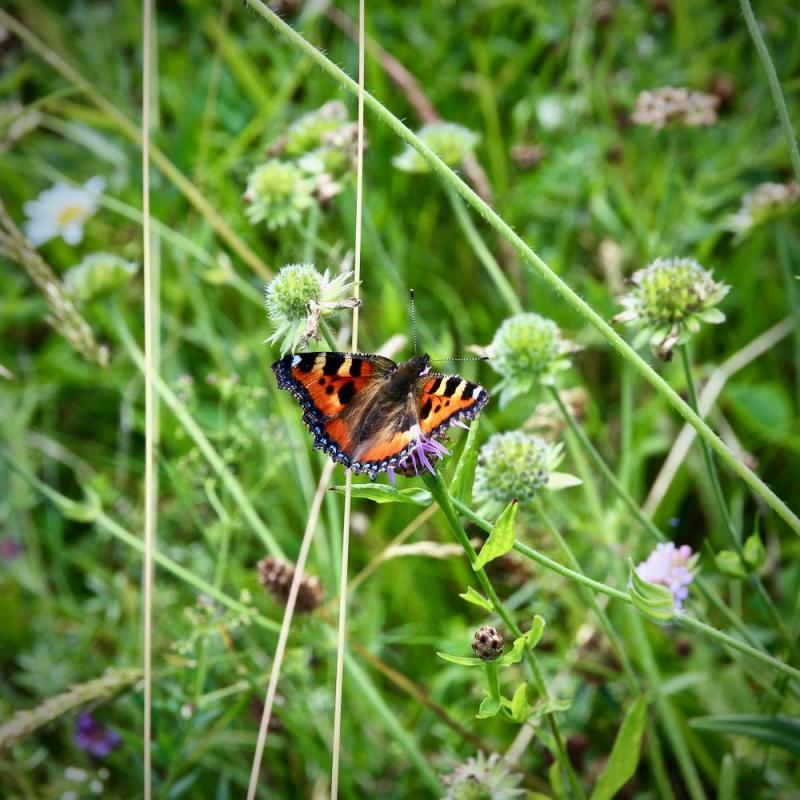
top-left (624, 609), bottom-right (708, 800)
top-left (546, 384), bottom-right (770, 655)
top-left (777, 223), bottom-right (800, 410)
top-left (444, 184), bottom-right (523, 315)
top-left (247, 460), bottom-right (335, 800)
top-left (141, 2), bottom-right (155, 795)
top-left (242, 0), bottom-right (800, 536)
top-left (423, 472), bottom-right (586, 800)
top-left (331, 1), bottom-right (365, 793)
top-left (116, 317), bottom-right (284, 557)
top-left (738, 0), bottom-right (800, 183)
top-left (450, 496), bottom-right (800, 683)
top-left (679, 345), bottom-right (798, 661)
top-left (532, 499), bottom-right (639, 689)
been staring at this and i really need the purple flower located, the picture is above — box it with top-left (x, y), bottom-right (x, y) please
top-left (636, 542), bottom-right (695, 611)
top-left (394, 429), bottom-right (450, 481)
top-left (74, 713), bottom-right (121, 758)
top-left (0, 538), bottom-right (23, 561)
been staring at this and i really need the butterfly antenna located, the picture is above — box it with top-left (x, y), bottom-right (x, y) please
top-left (409, 288), bottom-right (418, 356)
top-left (429, 355), bottom-right (491, 363)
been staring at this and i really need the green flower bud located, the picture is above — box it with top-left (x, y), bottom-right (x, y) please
top-left (474, 432), bottom-right (563, 516)
top-left (613, 257), bottom-right (729, 359)
top-left (63, 253), bottom-right (138, 302)
top-left (243, 159), bottom-right (315, 230)
top-left (393, 122), bottom-right (479, 173)
top-left (487, 313), bottom-right (577, 405)
top-left (283, 101), bottom-right (349, 157)
top-left (264, 263), bottom-right (357, 354)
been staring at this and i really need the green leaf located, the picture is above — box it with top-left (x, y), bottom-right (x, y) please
top-left (495, 635), bottom-right (526, 667)
top-left (628, 559), bottom-right (675, 622)
top-left (331, 484), bottom-right (431, 506)
top-left (510, 683), bottom-right (530, 722)
top-left (715, 549), bottom-right (747, 579)
top-left (436, 651), bottom-right (483, 667)
top-left (718, 754), bottom-right (737, 800)
top-left (689, 714), bottom-right (800, 756)
top-left (549, 762), bottom-right (565, 799)
top-left (743, 532), bottom-right (765, 569)
top-left (526, 615), bottom-right (546, 649)
top-left (546, 471), bottom-right (583, 490)
top-left (474, 499), bottom-right (518, 570)
top-left (590, 695), bottom-right (648, 800)
top-left (540, 697), bottom-right (572, 714)
top-left (459, 586), bottom-right (493, 612)
top-left (451, 418), bottom-right (480, 504)
top-left (57, 487), bottom-right (102, 523)
top-left (727, 382), bottom-right (792, 441)
top-left (476, 695), bottom-right (502, 719)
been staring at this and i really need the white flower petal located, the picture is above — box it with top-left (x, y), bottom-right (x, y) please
top-left (61, 221), bottom-right (85, 245)
top-left (24, 218), bottom-right (58, 246)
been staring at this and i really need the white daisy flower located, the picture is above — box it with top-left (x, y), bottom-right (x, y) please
top-left (23, 176), bottom-right (105, 246)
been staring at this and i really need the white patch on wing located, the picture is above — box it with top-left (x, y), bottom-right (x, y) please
top-left (291, 354), bottom-right (301, 366)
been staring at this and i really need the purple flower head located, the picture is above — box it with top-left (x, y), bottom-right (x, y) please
top-left (636, 542), bottom-right (695, 611)
top-left (1, 538), bottom-right (23, 561)
top-left (74, 713), bottom-right (121, 758)
top-left (392, 428), bottom-right (450, 482)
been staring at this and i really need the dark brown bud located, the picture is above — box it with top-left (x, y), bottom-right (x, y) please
top-left (257, 556), bottom-right (323, 613)
top-left (471, 625), bottom-right (504, 661)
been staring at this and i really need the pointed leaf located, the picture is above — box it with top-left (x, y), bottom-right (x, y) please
top-left (451, 418), bottom-right (481, 504)
top-left (546, 471), bottom-right (583, 490)
top-left (331, 484), bottom-right (431, 506)
top-left (474, 499), bottom-right (518, 570)
top-left (459, 586), bottom-right (493, 613)
top-left (476, 695), bottom-right (502, 719)
top-left (436, 651), bottom-right (484, 667)
top-left (526, 615), bottom-right (546, 649)
top-left (689, 714), bottom-right (800, 756)
top-left (495, 635), bottom-right (526, 667)
top-left (510, 683), bottom-right (530, 722)
top-left (590, 695), bottom-right (648, 800)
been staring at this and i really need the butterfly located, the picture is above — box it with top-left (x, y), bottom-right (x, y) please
top-left (272, 351), bottom-right (489, 479)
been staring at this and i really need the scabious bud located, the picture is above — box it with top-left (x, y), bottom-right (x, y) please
top-left (257, 556), bottom-right (323, 613)
top-left (393, 122), bottom-right (479, 173)
top-left (635, 542), bottom-right (695, 611)
top-left (631, 86), bottom-right (719, 129)
top-left (474, 432), bottom-right (562, 515)
top-left (728, 180), bottom-right (800, 235)
top-left (485, 313), bottom-right (577, 405)
top-left (442, 752), bottom-right (524, 800)
top-left (243, 159), bottom-right (315, 229)
top-left (282, 100), bottom-right (349, 157)
top-left (63, 253), bottom-right (138, 302)
top-left (612, 257), bottom-right (729, 359)
top-left (471, 626), bottom-right (504, 661)
top-left (264, 262), bottom-right (357, 354)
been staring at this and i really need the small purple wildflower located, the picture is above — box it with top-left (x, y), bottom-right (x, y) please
top-left (397, 430), bottom-right (450, 477)
top-left (74, 713), bottom-right (121, 758)
top-left (1, 538), bottom-right (23, 560)
top-left (636, 542), bottom-right (694, 611)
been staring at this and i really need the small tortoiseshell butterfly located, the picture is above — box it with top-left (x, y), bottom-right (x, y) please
top-left (272, 351), bottom-right (489, 480)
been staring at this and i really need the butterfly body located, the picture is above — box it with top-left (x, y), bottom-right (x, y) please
top-left (273, 351), bottom-right (488, 479)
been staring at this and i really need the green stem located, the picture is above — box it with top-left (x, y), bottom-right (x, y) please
top-left (679, 345), bottom-right (798, 661)
top-left (320, 318), bottom-right (340, 351)
top-left (485, 661), bottom-right (501, 702)
top-left (738, 0), bottom-right (800, 183)
top-left (625, 610), bottom-right (708, 800)
top-left (445, 184), bottom-right (523, 315)
top-left (422, 471), bottom-right (586, 800)
top-left (451, 497), bottom-right (800, 684)
top-left (116, 316), bottom-right (284, 557)
top-left (777, 222), bottom-right (800, 411)
top-left (242, 0), bottom-right (800, 537)
top-left (533, 498), bottom-right (640, 690)
top-left (547, 384), bottom-right (769, 655)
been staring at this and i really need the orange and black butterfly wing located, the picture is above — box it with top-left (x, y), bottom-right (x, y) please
top-left (272, 352), bottom-right (394, 469)
top-left (417, 372), bottom-right (489, 438)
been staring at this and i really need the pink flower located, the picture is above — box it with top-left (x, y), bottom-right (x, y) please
top-left (636, 542), bottom-right (694, 611)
